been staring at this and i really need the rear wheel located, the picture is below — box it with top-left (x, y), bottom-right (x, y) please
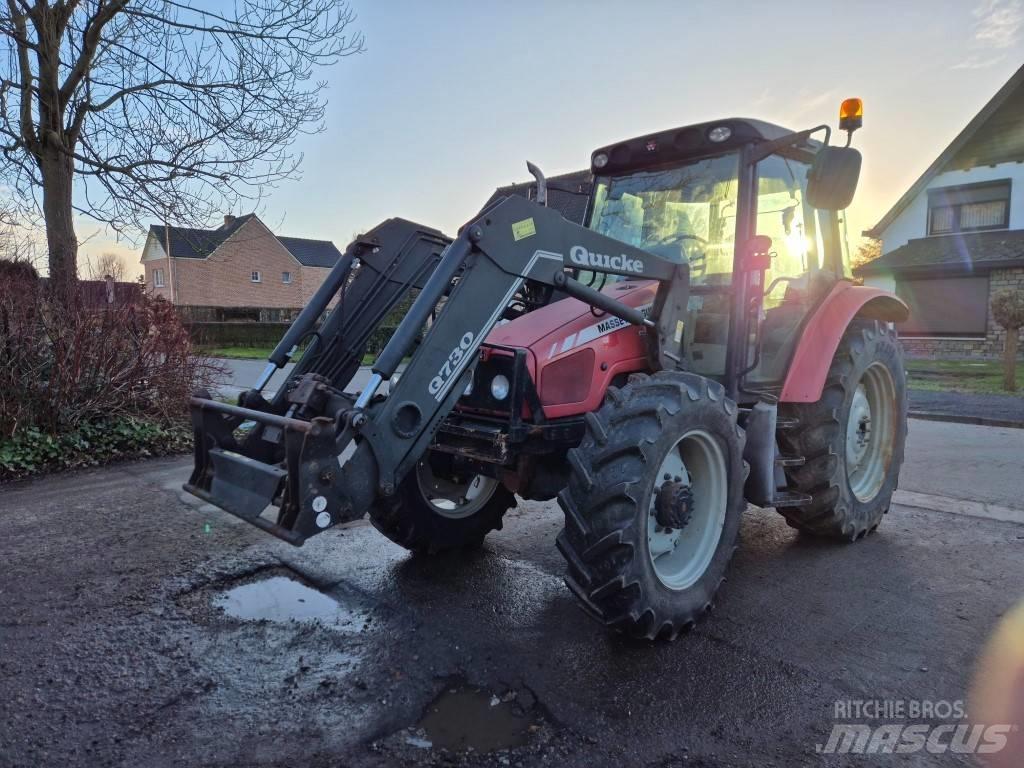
top-left (556, 372), bottom-right (746, 640)
top-left (368, 452), bottom-right (515, 553)
top-left (777, 320), bottom-right (907, 539)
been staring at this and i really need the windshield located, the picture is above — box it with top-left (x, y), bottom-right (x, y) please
top-left (588, 153), bottom-right (740, 287)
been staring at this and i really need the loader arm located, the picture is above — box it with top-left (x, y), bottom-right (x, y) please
top-left (186, 195), bottom-right (688, 544)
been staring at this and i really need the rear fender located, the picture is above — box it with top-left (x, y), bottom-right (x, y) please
top-left (779, 282), bottom-right (909, 403)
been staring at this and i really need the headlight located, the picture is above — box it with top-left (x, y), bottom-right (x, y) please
top-left (490, 374), bottom-right (510, 401)
top-left (592, 152), bottom-right (609, 168)
top-left (707, 125), bottom-right (732, 143)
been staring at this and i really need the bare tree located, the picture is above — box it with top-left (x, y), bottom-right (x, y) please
top-left (991, 289), bottom-right (1024, 392)
top-left (0, 1), bottom-right (364, 296)
top-left (86, 249), bottom-right (125, 280)
top-left (852, 237), bottom-right (881, 270)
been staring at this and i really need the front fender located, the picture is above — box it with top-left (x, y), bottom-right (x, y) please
top-left (779, 282), bottom-right (909, 403)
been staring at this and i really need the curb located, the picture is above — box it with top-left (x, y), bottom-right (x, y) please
top-left (893, 489), bottom-right (1024, 526)
top-left (908, 410), bottom-right (1024, 430)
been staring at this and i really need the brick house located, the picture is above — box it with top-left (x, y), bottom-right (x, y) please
top-left (858, 64), bottom-right (1024, 359)
top-left (141, 214), bottom-right (343, 317)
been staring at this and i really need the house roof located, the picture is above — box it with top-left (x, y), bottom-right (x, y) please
top-left (147, 214), bottom-right (343, 267)
top-left (855, 229), bottom-right (1024, 275)
top-left (866, 63), bottom-right (1024, 238)
top-left (276, 236), bottom-right (344, 268)
top-left (480, 169), bottom-right (593, 224)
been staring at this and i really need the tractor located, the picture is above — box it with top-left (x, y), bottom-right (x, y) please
top-left (186, 99), bottom-right (910, 640)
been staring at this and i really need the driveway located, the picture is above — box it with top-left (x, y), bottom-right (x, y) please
top-left (1, 419), bottom-right (1022, 767)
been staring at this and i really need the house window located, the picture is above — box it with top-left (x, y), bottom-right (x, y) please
top-left (282, 271), bottom-right (292, 284)
top-left (928, 181), bottom-right (1010, 235)
top-left (153, 268), bottom-right (165, 288)
top-left (896, 276), bottom-right (989, 337)
top-left (251, 270), bottom-right (262, 283)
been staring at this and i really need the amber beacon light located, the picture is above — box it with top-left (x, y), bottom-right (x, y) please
top-left (839, 98), bottom-right (864, 132)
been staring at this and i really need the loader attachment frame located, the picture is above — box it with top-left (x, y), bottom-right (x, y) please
top-left (186, 217), bottom-right (452, 536)
top-left (185, 195), bottom-right (688, 544)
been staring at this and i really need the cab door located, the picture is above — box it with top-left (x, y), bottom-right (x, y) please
top-left (746, 153), bottom-right (835, 385)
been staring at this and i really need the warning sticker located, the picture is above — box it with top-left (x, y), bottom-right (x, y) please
top-left (512, 217), bottom-right (536, 241)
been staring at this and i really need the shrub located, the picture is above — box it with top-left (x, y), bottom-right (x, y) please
top-left (0, 417), bottom-right (192, 480)
top-left (0, 264), bottom-right (221, 440)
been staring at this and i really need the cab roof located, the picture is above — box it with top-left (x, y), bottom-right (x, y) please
top-left (591, 117), bottom-right (819, 175)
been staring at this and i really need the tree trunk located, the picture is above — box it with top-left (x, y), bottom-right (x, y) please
top-left (1005, 327), bottom-right (1019, 392)
top-left (39, 147), bottom-right (78, 299)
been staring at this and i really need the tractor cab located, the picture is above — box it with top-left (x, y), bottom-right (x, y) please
top-left (582, 113), bottom-right (862, 396)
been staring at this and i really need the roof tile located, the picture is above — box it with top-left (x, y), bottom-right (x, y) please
top-left (856, 229), bottom-right (1024, 274)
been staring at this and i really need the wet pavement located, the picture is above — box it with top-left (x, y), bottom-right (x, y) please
top-left (1, 420), bottom-right (1023, 767)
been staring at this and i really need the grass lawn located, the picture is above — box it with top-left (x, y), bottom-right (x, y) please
top-left (197, 344), bottom-right (376, 365)
top-left (196, 344), bottom-right (280, 359)
top-left (905, 359), bottom-right (1023, 395)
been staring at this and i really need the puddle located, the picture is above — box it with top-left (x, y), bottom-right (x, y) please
top-left (213, 576), bottom-right (364, 630)
top-left (416, 684), bottom-right (537, 753)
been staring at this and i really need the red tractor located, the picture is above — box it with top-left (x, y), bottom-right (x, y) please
top-left (187, 99), bottom-right (910, 639)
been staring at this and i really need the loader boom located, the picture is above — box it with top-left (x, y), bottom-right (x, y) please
top-left (353, 196), bottom-right (685, 490)
top-left (187, 195), bottom-right (689, 543)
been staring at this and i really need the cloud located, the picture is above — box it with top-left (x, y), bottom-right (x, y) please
top-left (951, 53), bottom-right (1007, 69)
top-left (972, 0), bottom-right (1024, 49)
top-left (951, 0), bottom-right (1022, 69)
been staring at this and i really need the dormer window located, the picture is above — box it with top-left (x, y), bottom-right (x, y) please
top-left (927, 180), bottom-right (1010, 235)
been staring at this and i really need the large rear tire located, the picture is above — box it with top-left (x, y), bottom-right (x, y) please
top-left (556, 372), bottom-right (746, 640)
top-left (777, 320), bottom-right (908, 539)
top-left (368, 451), bottom-right (515, 553)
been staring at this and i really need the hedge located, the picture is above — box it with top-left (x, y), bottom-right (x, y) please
top-left (0, 418), bottom-right (192, 482)
top-left (185, 321), bottom-right (293, 347)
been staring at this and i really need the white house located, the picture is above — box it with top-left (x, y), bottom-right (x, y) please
top-left (858, 64), bottom-right (1024, 359)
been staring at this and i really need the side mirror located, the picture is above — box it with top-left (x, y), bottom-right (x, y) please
top-left (806, 146), bottom-right (862, 210)
top-left (744, 234), bottom-right (773, 271)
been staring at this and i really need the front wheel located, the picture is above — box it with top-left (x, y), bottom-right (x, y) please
top-left (368, 451), bottom-right (515, 553)
top-left (777, 320), bottom-right (908, 539)
top-left (556, 372), bottom-right (746, 640)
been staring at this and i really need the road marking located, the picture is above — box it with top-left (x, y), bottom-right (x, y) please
top-left (893, 489), bottom-right (1024, 526)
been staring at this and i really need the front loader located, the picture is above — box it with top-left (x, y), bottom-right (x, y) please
top-left (186, 99), bottom-right (910, 639)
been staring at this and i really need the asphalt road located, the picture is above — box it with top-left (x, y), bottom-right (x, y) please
top-left (1, 420), bottom-right (1022, 767)
top-left (909, 389), bottom-right (1024, 427)
top-left (211, 357), bottom-right (376, 400)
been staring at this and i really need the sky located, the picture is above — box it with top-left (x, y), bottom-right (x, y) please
top-left (78, 0), bottom-right (1024, 278)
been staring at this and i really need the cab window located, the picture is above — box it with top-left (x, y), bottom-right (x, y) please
top-left (587, 153), bottom-right (740, 287)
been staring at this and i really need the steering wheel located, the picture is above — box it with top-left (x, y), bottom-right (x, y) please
top-left (660, 232), bottom-right (708, 246)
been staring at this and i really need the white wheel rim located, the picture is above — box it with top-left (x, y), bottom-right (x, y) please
top-left (415, 459), bottom-right (498, 520)
top-left (647, 429), bottom-right (728, 591)
top-left (846, 361), bottom-right (897, 502)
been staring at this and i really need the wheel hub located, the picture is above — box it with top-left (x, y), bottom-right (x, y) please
top-left (654, 480), bottom-right (694, 530)
top-left (846, 385), bottom-right (873, 468)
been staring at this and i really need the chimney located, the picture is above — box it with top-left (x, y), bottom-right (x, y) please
top-left (223, 214), bottom-right (236, 228)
